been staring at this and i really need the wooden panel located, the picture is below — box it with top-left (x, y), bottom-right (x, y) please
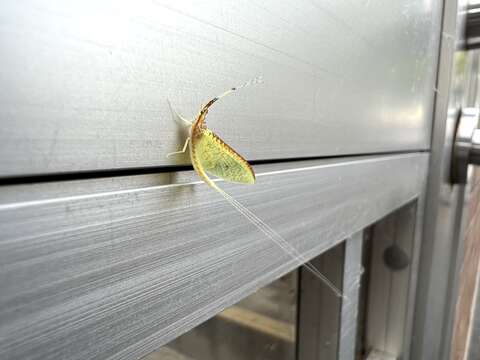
top-left (0, 154), bottom-right (428, 360)
top-left (466, 273), bottom-right (480, 360)
top-left (0, 0), bottom-right (441, 176)
top-left (452, 167), bottom-right (480, 359)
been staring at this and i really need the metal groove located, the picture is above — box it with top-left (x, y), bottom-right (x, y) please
top-left (0, 149), bottom-right (429, 186)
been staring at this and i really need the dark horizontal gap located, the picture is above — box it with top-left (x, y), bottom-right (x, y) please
top-left (0, 149), bottom-right (428, 186)
top-left (249, 148), bottom-right (428, 165)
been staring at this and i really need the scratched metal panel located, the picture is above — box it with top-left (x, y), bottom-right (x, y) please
top-left (297, 244), bottom-right (344, 360)
top-left (0, 0), bottom-right (441, 177)
top-left (338, 232), bottom-right (364, 360)
top-left (0, 154), bottom-right (428, 360)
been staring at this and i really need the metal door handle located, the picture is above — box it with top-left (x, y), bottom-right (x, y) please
top-left (451, 108), bottom-right (480, 183)
top-left (471, 128), bottom-right (480, 165)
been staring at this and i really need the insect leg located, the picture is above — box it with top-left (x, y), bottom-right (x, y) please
top-left (166, 137), bottom-right (190, 158)
top-left (167, 99), bottom-right (192, 127)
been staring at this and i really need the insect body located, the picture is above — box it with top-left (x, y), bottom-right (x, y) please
top-left (191, 112), bottom-right (256, 187)
top-left (167, 80), bottom-right (343, 298)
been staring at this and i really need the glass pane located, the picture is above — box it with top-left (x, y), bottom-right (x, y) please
top-left (143, 271), bottom-right (298, 360)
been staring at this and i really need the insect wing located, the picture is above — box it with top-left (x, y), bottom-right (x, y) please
top-left (195, 129), bottom-right (255, 184)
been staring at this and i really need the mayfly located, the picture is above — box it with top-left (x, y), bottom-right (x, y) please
top-left (167, 78), bottom-right (343, 298)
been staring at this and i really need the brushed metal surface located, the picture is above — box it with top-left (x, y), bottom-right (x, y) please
top-left (366, 203), bottom-right (418, 358)
top-left (338, 231), bottom-right (363, 360)
top-left (145, 272), bottom-right (297, 360)
top-left (297, 244), bottom-right (344, 360)
top-left (0, 154), bottom-right (428, 360)
top-left (0, 0), bottom-right (441, 176)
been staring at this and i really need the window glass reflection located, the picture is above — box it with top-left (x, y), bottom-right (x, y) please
top-left (143, 271), bottom-right (297, 360)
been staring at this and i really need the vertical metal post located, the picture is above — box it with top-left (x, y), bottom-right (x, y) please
top-left (338, 231), bottom-right (364, 360)
top-left (297, 244), bottom-right (344, 360)
top-left (410, 1), bottom-right (480, 358)
top-left (365, 203), bottom-right (418, 359)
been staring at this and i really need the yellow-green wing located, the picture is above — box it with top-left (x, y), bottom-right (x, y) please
top-left (195, 128), bottom-right (255, 184)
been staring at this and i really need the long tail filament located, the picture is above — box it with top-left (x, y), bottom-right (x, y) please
top-left (211, 183), bottom-right (344, 299)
